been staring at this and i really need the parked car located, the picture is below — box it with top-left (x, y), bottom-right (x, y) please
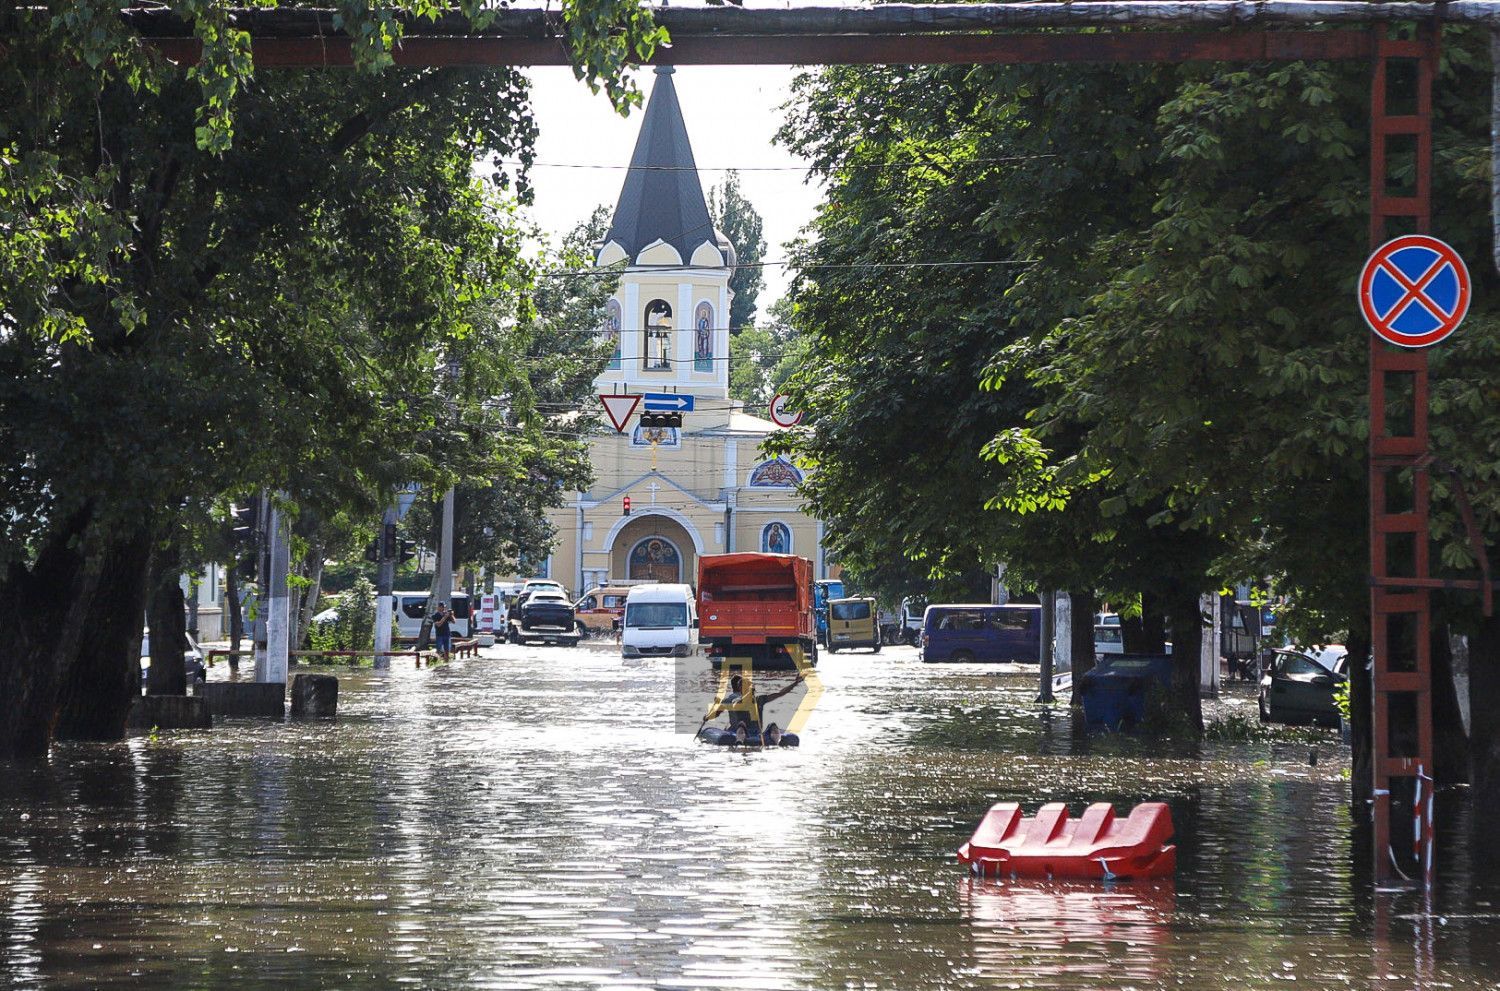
top-left (512, 579), bottom-right (566, 614)
top-left (899, 597), bottom-right (928, 645)
top-left (1095, 624), bottom-right (1124, 659)
top-left (621, 584), bottom-right (696, 658)
top-left (140, 629), bottom-right (206, 689)
top-left (510, 590), bottom-right (580, 646)
top-left (813, 578), bottom-right (846, 646)
top-left (1259, 646), bottom-right (1348, 727)
top-left (391, 592), bottom-right (471, 639)
top-left (920, 604), bottom-right (1042, 663)
top-left (827, 597), bottom-right (880, 653)
top-left (575, 585), bottom-right (634, 636)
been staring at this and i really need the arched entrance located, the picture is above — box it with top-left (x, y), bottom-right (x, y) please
top-left (608, 512), bottom-right (699, 586)
top-left (628, 535), bottom-right (682, 583)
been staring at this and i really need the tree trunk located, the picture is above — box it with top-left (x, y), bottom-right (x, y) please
top-left (1167, 591), bottom-right (1204, 735)
top-left (1469, 612), bottom-right (1500, 821)
top-left (0, 511), bottom-right (101, 759)
top-left (1069, 590), bottom-right (1097, 705)
top-left (297, 544), bottom-right (325, 650)
top-left (55, 530), bottom-right (154, 741)
top-left (1348, 628), bottom-right (1373, 809)
top-left (145, 541), bottom-right (188, 696)
top-left (1121, 591), bottom-right (1167, 653)
top-left (225, 564), bottom-right (243, 651)
top-left (1432, 622), bottom-right (1469, 786)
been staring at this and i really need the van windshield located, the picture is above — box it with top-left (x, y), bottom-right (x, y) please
top-left (831, 601), bottom-right (870, 621)
top-left (626, 603), bottom-right (687, 629)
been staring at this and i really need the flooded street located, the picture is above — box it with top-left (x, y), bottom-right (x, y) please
top-left (3, 643), bottom-right (1499, 990)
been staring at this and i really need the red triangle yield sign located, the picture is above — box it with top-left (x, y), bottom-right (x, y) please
top-left (599, 394), bottom-right (641, 433)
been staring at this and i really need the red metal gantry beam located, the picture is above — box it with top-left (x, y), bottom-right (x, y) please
top-left (146, 29), bottom-right (1373, 68)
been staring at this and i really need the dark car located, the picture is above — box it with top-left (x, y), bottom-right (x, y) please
top-left (511, 591), bottom-right (580, 645)
top-left (1259, 646), bottom-right (1347, 727)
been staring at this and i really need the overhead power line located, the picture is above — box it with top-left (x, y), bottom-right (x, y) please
top-left (542, 257), bottom-right (1037, 278)
top-left (497, 154), bottom-right (1056, 173)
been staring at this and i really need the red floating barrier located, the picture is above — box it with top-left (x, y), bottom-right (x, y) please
top-left (957, 802), bottom-right (1177, 881)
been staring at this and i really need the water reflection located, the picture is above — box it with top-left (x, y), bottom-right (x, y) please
top-left (961, 878), bottom-right (1176, 988)
top-left (1, 644), bottom-right (1499, 989)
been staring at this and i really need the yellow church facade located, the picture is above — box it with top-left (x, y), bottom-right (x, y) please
top-left (539, 67), bottom-right (828, 594)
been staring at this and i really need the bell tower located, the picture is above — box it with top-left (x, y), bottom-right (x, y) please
top-left (594, 67), bottom-right (733, 413)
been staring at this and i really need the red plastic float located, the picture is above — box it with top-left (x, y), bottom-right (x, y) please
top-left (957, 802), bottom-right (1177, 881)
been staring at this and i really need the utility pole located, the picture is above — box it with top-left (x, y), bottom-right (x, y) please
top-left (437, 486), bottom-right (455, 606)
top-left (258, 495), bottom-right (290, 685)
top-left (1037, 589), bottom-right (1055, 704)
top-left (252, 490), bottom-right (270, 675)
top-left (374, 507), bottom-right (398, 669)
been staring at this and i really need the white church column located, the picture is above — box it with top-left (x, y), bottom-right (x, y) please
top-left (719, 281), bottom-right (730, 391)
top-left (676, 281), bottom-right (693, 372)
top-left (622, 281), bottom-right (640, 379)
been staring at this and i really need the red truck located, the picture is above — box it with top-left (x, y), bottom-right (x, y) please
top-left (697, 553), bottom-right (817, 668)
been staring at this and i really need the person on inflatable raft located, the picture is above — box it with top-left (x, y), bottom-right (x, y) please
top-left (698, 672), bottom-right (803, 747)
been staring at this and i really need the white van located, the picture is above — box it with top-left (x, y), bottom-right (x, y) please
top-left (391, 592), bottom-right (471, 639)
top-left (621, 584), bottom-right (696, 659)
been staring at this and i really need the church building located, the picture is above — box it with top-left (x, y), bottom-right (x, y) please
top-left (541, 67), bottom-right (829, 594)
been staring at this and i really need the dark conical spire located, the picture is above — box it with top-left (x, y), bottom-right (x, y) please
top-left (605, 68), bottom-right (716, 264)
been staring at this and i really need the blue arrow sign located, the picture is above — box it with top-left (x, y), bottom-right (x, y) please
top-left (642, 393), bottom-right (695, 412)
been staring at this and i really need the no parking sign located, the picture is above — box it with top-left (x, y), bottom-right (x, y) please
top-left (1358, 235), bottom-right (1470, 348)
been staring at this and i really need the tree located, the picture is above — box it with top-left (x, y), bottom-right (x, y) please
top-left (0, 2), bottom-right (664, 759)
top-left (773, 33), bottom-right (1500, 743)
top-left (708, 170), bottom-right (767, 331)
top-left (405, 209), bottom-right (616, 577)
top-left (728, 298), bottom-right (806, 411)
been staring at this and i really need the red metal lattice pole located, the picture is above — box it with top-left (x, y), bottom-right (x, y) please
top-left (1368, 23), bottom-right (1439, 887)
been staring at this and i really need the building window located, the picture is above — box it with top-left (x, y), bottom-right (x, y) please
top-left (603, 298), bottom-right (622, 370)
top-left (644, 299), bottom-right (672, 370)
top-left (583, 522), bottom-right (594, 542)
top-left (694, 301), bottom-right (714, 372)
top-left (761, 522), bottom-right (792, 555)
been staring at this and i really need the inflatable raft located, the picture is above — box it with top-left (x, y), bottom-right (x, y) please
top-left (697, 726), bottom-right (800, 747)
top-left (958, 802), bottom-right (1176, 880)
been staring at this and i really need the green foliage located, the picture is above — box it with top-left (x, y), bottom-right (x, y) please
top-left (708, 170), bottom-right (767, 330)
top-left (772, 29), bottom-right (1500, 661)
top-left (310, 576), bottom-right (377, 652)
top-left (728, 300), bottom-right (807, 412)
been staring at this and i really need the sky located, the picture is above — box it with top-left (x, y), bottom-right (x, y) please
top-left (519, 64), bottom-right (826, 306)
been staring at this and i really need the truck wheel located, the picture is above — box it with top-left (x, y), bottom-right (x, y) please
top-left (827, 644), bottom-right (838, 654)
top-left (872, 640), bottom-right (881, 654)
top-left (952, 650), bottom-right (975, 664)
top-left (576, 621), bottom-right (587, 637)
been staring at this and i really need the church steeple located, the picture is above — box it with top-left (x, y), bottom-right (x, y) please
top-left (605, 67), bottom-right (718, 265)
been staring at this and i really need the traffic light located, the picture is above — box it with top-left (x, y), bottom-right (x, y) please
top-left (639, 411), bottom-right (682, 429)
top-left (229, 501), bottom-right (258, 544)
top-left (235, 552), bottom-right (257, 581)
top-left (381, 523), bottom-right (398, 560)
top-left (363, 539), bottom-right (380, 563)
top-left (623, 496), bottom-right (631, 517)
top-left (399, 539), bottom-right (417, 564)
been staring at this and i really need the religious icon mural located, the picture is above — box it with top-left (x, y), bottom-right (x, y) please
top-left (748, 457), bottom-right (804, 488)
top-left (604, 298), bottom-right (622, 370)
top-left (628, 536), bottom-right (681, 583)
top-left (630, 425), bottom-right (680, 448)
top-left (761, 522), bottom-right (791, 555)
top-left (694, 301), bottom-right (714, 372)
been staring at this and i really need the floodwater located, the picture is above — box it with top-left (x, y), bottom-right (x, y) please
top-left (2, 643), bottom-right (1499, 990)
